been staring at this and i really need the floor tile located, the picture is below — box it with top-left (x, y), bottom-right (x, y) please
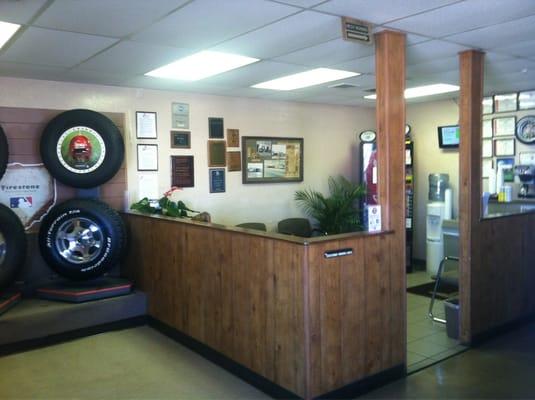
top-left (408, 339), bottom-right (450, 358)
top-left (407, 351), bottom-right (427, 366)
top-left (423, 331), bottom-right (461, 348)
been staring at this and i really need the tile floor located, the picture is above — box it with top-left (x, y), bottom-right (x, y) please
top-left (406, 270), bottom-right (467, 373)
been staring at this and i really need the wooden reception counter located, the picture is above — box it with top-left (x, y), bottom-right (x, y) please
top-left (122, 211), bottom-right (405, 399)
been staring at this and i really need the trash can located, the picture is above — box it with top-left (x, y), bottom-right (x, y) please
top-left (444, 297), bottom-right (460, 339)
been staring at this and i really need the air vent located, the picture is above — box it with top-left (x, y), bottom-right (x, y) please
top-left (364, 88), bottom-right (376, 93)
top-left (328, 82), bottom-right (359, 89)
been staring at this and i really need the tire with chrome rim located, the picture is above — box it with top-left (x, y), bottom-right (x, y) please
top-left (40, 109), bottom-right (124, 188)
top-left (38, 198), bottom-right (126, 280)
top-left (0, 204), bottom-right (27, 290)
top-left (0, 125), bottom-right (8, 181)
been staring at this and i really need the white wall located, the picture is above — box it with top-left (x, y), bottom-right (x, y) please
top-left (407, 99), bottom-right (459, 261)
top-left (0, 77), bottom-right (375, 230)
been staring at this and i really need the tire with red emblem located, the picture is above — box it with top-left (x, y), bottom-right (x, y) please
top-left (40, 109), bottom-right (124, 188)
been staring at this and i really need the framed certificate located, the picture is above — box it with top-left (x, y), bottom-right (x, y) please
top-left (171, 155), bottom-right (194, 188)
top-left (209, 117), bottom-right (224, 139)
top-left (493, 93), bottom-right (517, 113)
top-left (482, 96), bottom-right (493, 115)
top-left (208, 140), bottom-right (226, 167)
top-left (482, 119), bottom-right (492, 138)
top-left (136, 111), bottom-right (157, 139)
top-left (494, 138), bottom-right (515, 157)
top-left (137, 144), bottom-right (158, 171)
top-left (227, 151), bottom-right (241, 172)
top-left (170, 131), bottom-right (191, 149)
top-left (227, 129), bottom-right (240, 147)
top-left (519, 90), bottom-right (535, 110)
top-left (482, 159), bottom-right (493, 178)
top-left (482, 139), bottom-right (493, 158)
top-left (493, 116), bottom-right (516, 137)
top-left (209, 168), bottom-right (226, 193)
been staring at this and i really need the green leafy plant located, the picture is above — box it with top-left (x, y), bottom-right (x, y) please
top-left (294, 176), bottom-right (365, 235)
top-left (130, 187), bottom-right (197, 218)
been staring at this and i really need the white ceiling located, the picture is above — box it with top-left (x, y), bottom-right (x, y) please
top-left (0, 0), bottom-right (535, 107)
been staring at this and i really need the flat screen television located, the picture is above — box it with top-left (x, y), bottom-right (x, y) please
top-left (438, 125), bottom-right (460, 149)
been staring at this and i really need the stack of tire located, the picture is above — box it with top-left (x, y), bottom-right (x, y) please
top-left (0, 110), bottom-right (127, 291)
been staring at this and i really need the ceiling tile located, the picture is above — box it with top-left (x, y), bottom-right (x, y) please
top-left (445, 14), bottom-right (535, 50)
top-left (213, 11), bottom-right (340, 59)
top-left (408, 69), bottom-right (459, 86)
top-left (124, 75), bottom-right (233, 93)
top-left (272, 38), bottom-right (374, 67)
top-left (493, 39), bottom-right (535, 60)
top-left (34, 0), bottom-right (189, 38)
top-left (386, 0), bottom-right (535, 38)
top-left (0, 27), bottom-right (118, 67)
top-left (76, 41), bottom-right (193, 75)
top-left (132, 0), bottom-right (300, 50)
top-left (407, 40), bottom-right (469, 65)
top-left (0, 0), bottom-right (48, 24)
top-left (485, 58), bottom-right (535, 78)
top-left (62, 69), bottom-right (131, 86)
top-left (407, 56), bottom-right (459, 77)
top-left (0, 61), bottom-right (67, 81)
top-left (333, 55), bottom-right (375, 74)
top-left (201, 61), bottom-right (307, 87)
top-left (313, 0), bottom-right (459, 24)
top-left (272, 0), bottom-right (327, 7)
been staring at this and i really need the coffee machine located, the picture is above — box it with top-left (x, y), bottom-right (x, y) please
top-left (514, 165), bottom-right (535, 198)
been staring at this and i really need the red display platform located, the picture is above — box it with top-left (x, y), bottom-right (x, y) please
top-left (35, 278), bottom-right (133, 303)
top-left (0, 291), bottom-right (22, 316)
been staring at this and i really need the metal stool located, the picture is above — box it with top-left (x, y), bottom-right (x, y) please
top-left (428, 255), bottom-right (459, 323)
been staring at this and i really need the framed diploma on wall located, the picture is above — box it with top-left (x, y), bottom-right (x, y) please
top-left (137, 144), bottom-right (158, 171)
top-left (136, 111), bottom-right (157, 139)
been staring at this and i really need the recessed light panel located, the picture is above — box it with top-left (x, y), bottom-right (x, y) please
top-left (0, 21), bottom-right (20, 50)
top-left (145, 51), bottom-right (259, 81)
top-left (364, 83), bottom-right (459, 99)
top-left (252, 68), bottom-right (360, 91)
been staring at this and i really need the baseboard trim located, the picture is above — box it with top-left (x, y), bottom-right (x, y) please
top-left (470, 313), bottom-right (535, 347)
top-left (315, 364), bottom-right (405, 399)
top-left (0, 316), bottom-right (147, 357)
top-left (148, 317), bottom-right (300, 399)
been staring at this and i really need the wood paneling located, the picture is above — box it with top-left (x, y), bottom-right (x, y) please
top-left (123, 213), bottom-right (401, 398)
top-left (0, 107), bottom-right (126, 227)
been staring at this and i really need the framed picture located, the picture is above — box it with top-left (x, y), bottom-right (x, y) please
top-left (482, 159), bottom-right (493, 178)
top-left (227, 151), bottom-right (241, 172)
top-left (209, 168), bottom-right (226, 193)
top-left (137, 144), bottom-right (158, 171)
top-left (492, 116), bottom-right (516, 137)
top-left (519, 90), bottom-right (535, 110)
top-left (496, 157), bottom-right (515, 182)
top-left (482, 119), bottom-right (492, 138)
top-left (482, 96), bottom-right (493, 115)
top-left (172, 102), bottom-right (189, 129)
top-left (482, 139), bottom-right (493, 158)
top-left (494, 138), bottom-right (515, 157)
top-left (209, 117), bottom-right (224, 139)
top-left (242, 136), bottom-right (303, 184)
top-left (227, 129), bottom-right (240, 147)
top-left (170, 130), bottom-right (191, 149)
top-left (493, 93), bottom-right (517, 113)
top-left (208, 140), bottom-right (226, 167)
top-left (171, 155), bottom-right (194, 188)
top-left (136, 111), bottom-right (157, 139)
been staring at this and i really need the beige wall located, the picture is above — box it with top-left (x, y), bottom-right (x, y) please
top-left (0, 77), bottom-right (375, 230)
top-left (407, 99), bottom-right (459, 260)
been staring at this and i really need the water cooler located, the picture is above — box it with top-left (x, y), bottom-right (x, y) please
top-left (426, 174), bottom-right (452, 277)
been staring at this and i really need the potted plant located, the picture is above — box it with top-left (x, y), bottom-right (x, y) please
top-left (294, 175), bottom-right (365, 235)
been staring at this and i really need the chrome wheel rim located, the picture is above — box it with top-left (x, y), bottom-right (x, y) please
top-left (55, 217), bottom-right (103, 264)
top-left (0, 231), bottom-right (6, 266)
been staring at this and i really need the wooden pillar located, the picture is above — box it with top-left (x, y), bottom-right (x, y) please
top-left (375, 30), bottom-right (406, 366)
top-left (458, 50), bottom-right (485, 343)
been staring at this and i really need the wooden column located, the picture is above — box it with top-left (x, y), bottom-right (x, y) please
top-left (458, 50), bottom-right (484, 343)
top-left (375, 30), bottom-right (406, 366)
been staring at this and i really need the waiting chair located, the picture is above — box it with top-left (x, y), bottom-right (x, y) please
top-left (277, 218), bottom-right (313, 238)
top-left (235, 222), bottom-right (267, 231)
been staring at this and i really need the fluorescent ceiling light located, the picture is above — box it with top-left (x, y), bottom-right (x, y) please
top-left (364, 83), bottom-right (459, 99)
top-left (145, 51), bottom-right (259, 81)
top-left (252, 68), bottom-right (360, 91)
top-left (0, 21), bottom-right (20, 50)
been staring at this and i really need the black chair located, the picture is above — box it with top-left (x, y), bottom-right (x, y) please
top-left (235, 222), bottom-right (267, 231)
top-left (277, 218), bottom-right (313, 238)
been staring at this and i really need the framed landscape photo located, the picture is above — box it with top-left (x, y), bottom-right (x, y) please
top-left (493, 116), bottom-right (516, 137)
top-left (170, 130), bottom-right (191, 149)
top-left (519, 90), bottom-right (535, 110)
top-left (242, 136), bottom-right (303, 184)
top-left (136, 111), bottom-right (157, 139)
top-left (208, 140), bottom-right (226, 167)
top-left (493, 93), bottom-right (517, 113)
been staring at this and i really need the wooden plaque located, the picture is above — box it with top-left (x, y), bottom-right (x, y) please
top-left (227, 129), bottom-right (240, 147)
top-left (227, 151), bottom-right (241, 172)
top-left (171, 155), bottom-right (194, 187)
top-left (208, 140), bottom-right (226, 167)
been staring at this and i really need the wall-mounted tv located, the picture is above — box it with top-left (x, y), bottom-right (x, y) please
top-left (438, 125), bottom-right (460, 149)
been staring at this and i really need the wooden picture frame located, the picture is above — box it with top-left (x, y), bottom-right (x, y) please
top-left (242, 136), bottom-right (303, 184)
top-left (137, 144), bottom-right (158, 171)
top-left (227, 129), bottom-right (240, 147)
top-left (208, 140), bottom-right (226, 167)
top-left (493, 93), bottom-right (517, 113)
top-left (208, 117), bottom-right (224, 139)
top-left (209, 168), bottom-right (226, 193)
top-left (136, 111), bottom-right (157, 139)
top-left (227, 151), bottom-right (241, 172)
top-left (171, 155), bottom-right (194, 188)
top-left (170, 130), bottom-right (191, 149)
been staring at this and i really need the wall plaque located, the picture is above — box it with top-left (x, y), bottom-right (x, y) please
top-left (208, 140), bottom-right (226, 167)
top-left (227, 129), bottom-right (240, 147)
top-left (227, 151), bottom-right (241, 172)
top-left (171, 155), bottom-right (194, 188)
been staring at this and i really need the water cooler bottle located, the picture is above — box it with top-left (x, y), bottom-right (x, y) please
top-left (426, 173), bottom-right (450, 277)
